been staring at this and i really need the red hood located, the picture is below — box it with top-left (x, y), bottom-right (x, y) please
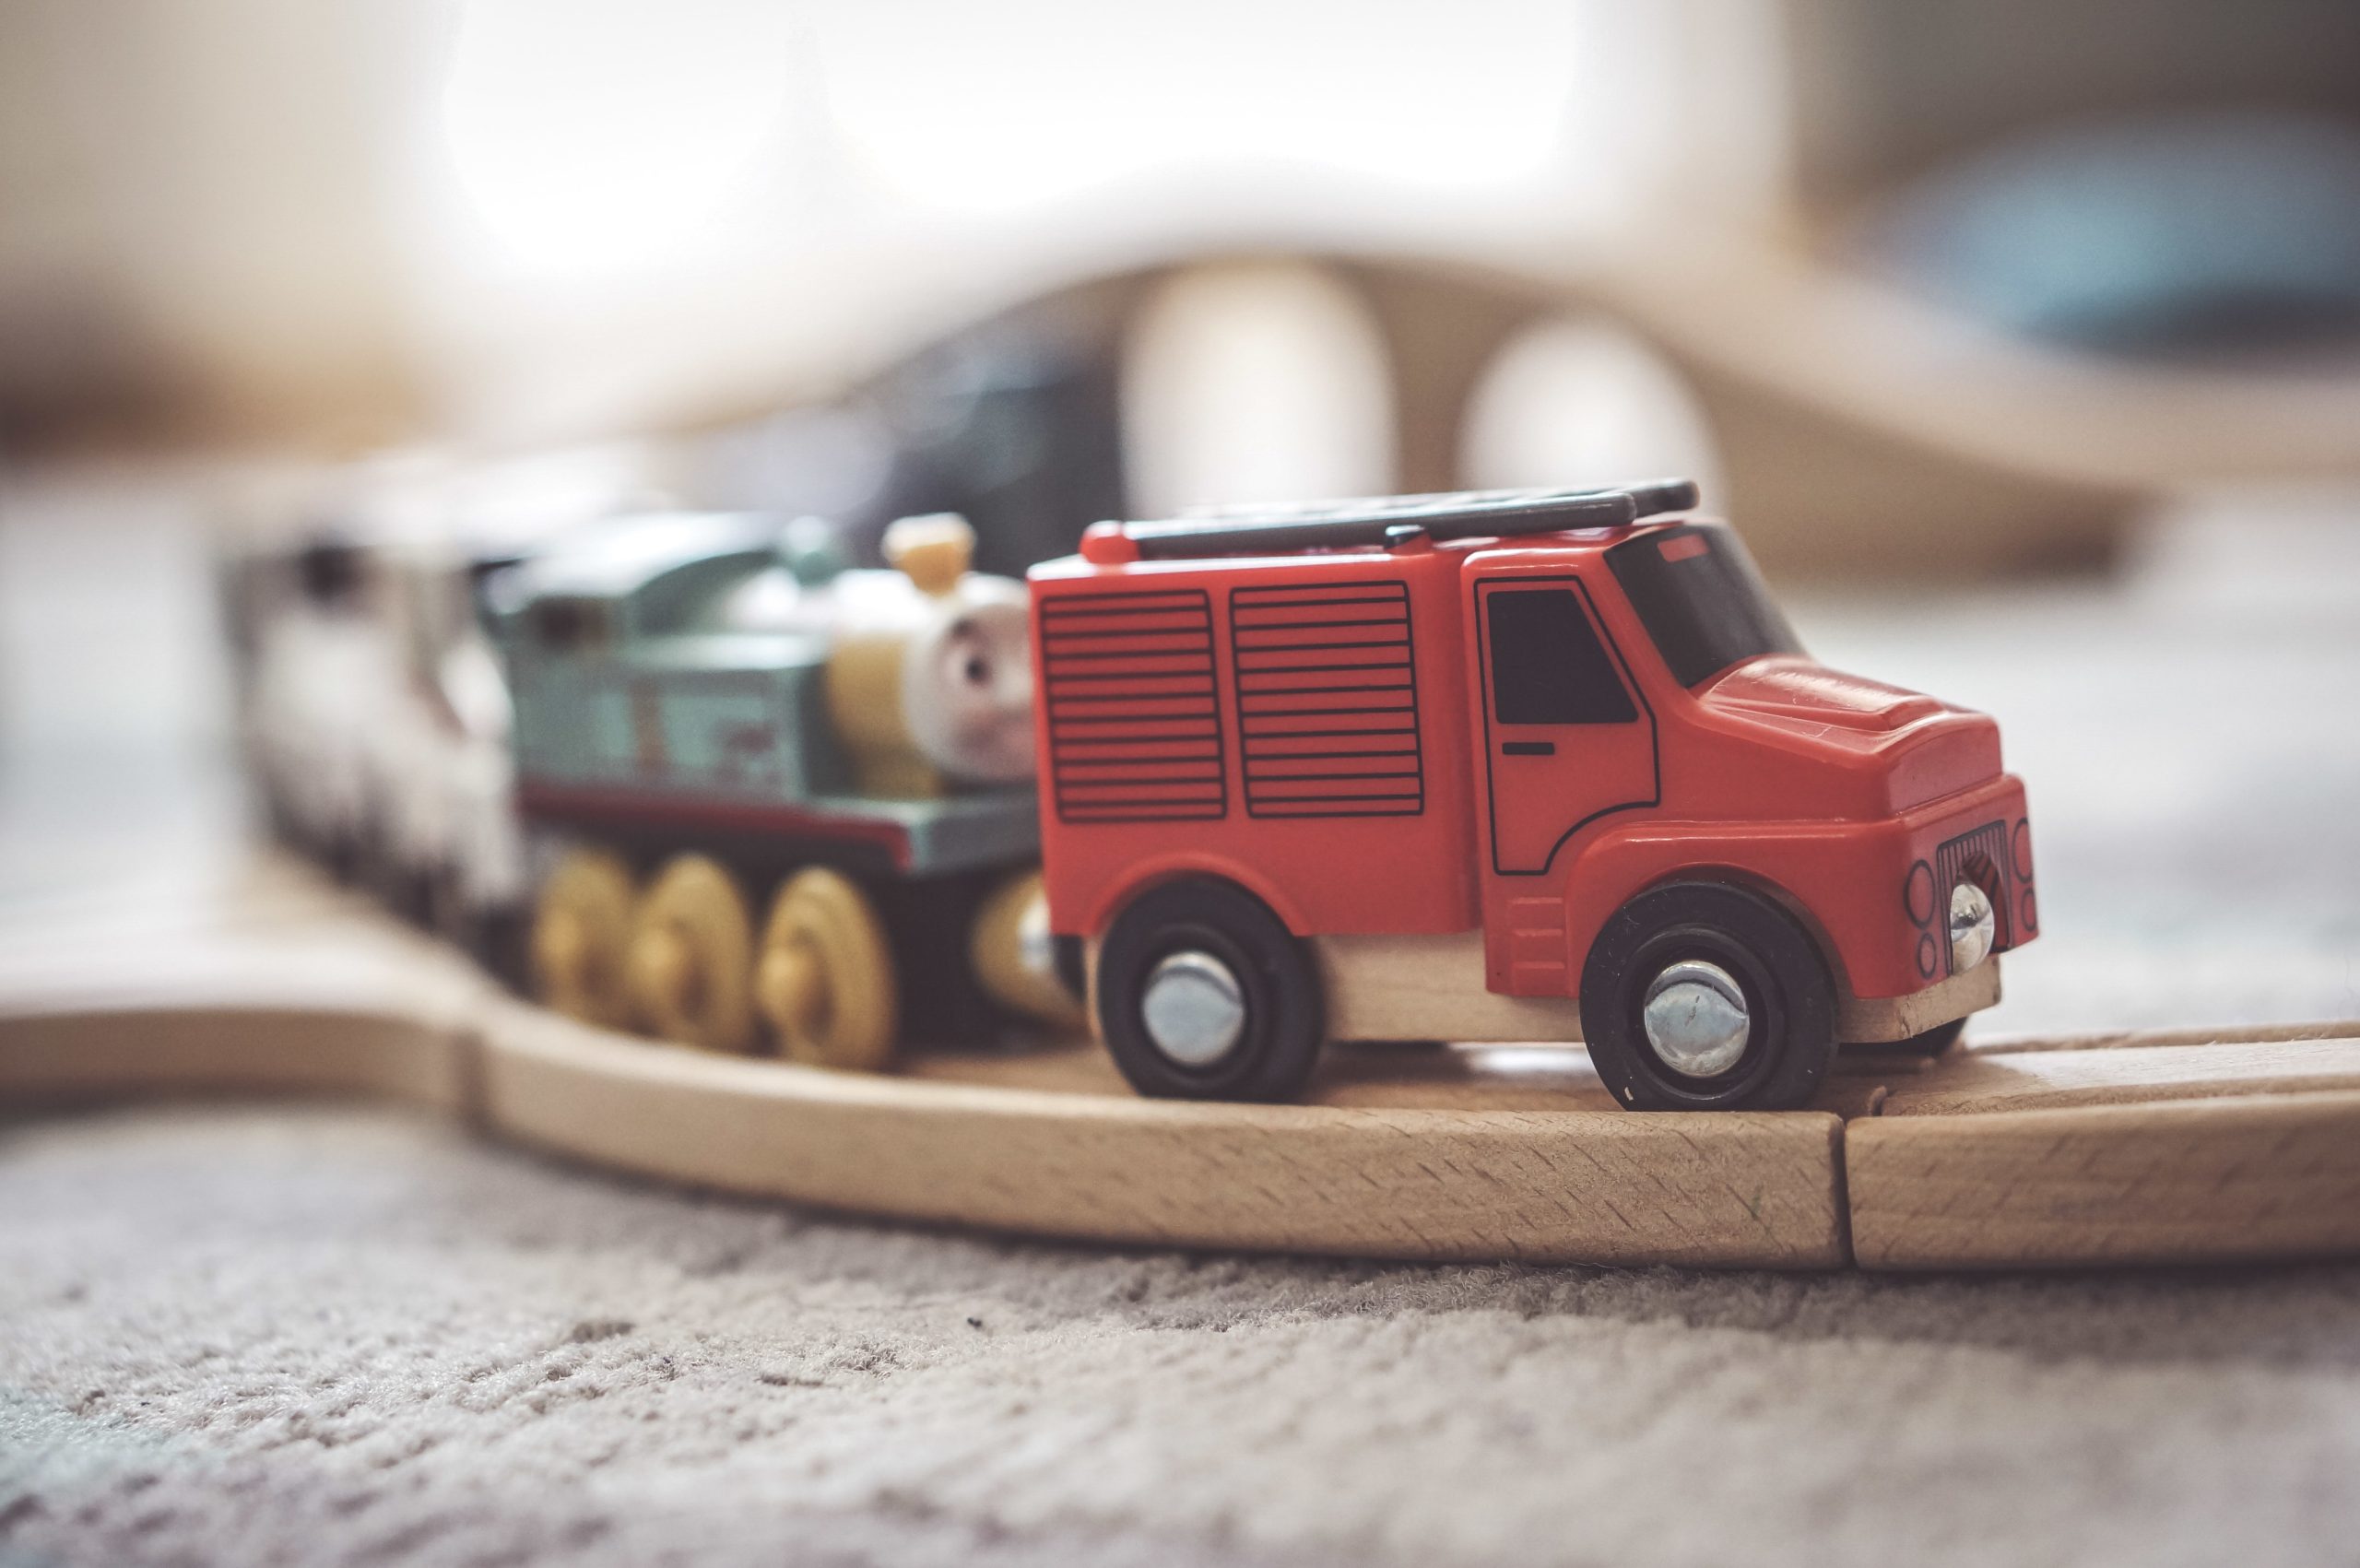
top-left (1705, 659), bottom-right (1946, 731)
top-left (1700, 657), bottom-right (2000, 810)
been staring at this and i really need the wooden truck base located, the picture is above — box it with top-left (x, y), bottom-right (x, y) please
top-left (1311, 929), bottom-right (2000, 1047)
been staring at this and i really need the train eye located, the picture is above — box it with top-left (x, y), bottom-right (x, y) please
top-left (963, 655), bottom-right (990, 685)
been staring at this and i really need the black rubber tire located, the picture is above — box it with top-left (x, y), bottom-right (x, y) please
top-left (475, 904), bottom-right (533, 995)
top-left (1052, 935), bottom-right (1088, 1006)
top-left (424, 864), bottom-right (472, 945)
top-left (377, 861), bottom-right (436, 928)
top-left (323, 828), bottom-right (366, 887)
top-left (1579, 880), bottom-right (1837, 1112)
top-left (870, 868), bottom-right (1002, 1047)
top-left (1095, 878), bottom-right (1325, 1102)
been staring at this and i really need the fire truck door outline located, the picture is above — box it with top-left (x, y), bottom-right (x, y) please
top-left (1473, 574), bottom-right (1660, 878)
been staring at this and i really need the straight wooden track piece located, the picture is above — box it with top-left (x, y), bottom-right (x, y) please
top-left (0, 920), bottom-right (488, 1115)
top-left (1873, 1032), bottom-right (2360, 1117)
top-left (1847, 1024), bottom-right (2360, 1268)
top-left (0, 1004), bottom-right (471, 1114)
top-left (1847, 1091), bottom-right (2360, 1269)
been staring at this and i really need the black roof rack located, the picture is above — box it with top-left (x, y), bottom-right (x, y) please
top-left (1114, 479), bottom-right (1700, 561)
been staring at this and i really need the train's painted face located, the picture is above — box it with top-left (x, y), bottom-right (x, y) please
top-left (902, 579), bottom-right (1035, 784)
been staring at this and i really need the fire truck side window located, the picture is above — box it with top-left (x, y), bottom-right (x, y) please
top-left (1483, 587), bottom-right (1637, 725)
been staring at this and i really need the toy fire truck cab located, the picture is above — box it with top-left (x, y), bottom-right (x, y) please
top-left (1030, 481), bottom-right (2037, 1113)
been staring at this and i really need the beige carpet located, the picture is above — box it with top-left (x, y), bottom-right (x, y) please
top-left (8, 1102), bottom-right (2360, 1568)
top-left (4, 471), bottom-right (2360, 1565)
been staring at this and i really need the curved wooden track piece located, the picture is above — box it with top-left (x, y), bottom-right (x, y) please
top-left (481, 1004), bottom-right (1844, 1268)
top-left (3, 862), bottom-right (2357, 1271)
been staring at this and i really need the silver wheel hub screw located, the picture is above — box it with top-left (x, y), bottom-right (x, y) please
top-left (1141, 950), bottom-right (1246, 1067)
top-left (1640, 960), bottom-right (1752, 1078)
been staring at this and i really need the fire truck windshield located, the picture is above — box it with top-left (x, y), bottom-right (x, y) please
top-left (1605, 524), bottom-right (1802, 689)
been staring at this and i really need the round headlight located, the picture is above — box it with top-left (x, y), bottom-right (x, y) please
top-left (1949, 881), bottom-right (1996, 973)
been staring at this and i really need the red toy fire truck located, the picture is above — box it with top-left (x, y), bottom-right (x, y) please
top-left (1028, 480), bottom-right (2036, 1112)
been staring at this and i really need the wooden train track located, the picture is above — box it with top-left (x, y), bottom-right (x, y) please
top-left (4, 858), bottom-right (2356, 1270)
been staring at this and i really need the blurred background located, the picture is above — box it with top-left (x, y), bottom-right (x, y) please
top-left (2, 0), bottom-right (2356, 1028)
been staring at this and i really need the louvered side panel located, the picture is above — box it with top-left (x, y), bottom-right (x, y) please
top-left (1039, 589), bottom-right (1227, 823)
top-left (1229, 582), bottom-right (1424, 819)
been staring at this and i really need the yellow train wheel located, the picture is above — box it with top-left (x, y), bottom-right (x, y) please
top-left (755, 867), bottom-right (897, 1071)
top-left (531, 848), bottom-right (637, 1031)
top-left (969, 868), bottom-right (1086, 1032)
top-left (628, 855), bottom-right (758, 1053)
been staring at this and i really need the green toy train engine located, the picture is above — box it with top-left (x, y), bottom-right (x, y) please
top-left (494, 510), bottom-right (1077, 1066)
